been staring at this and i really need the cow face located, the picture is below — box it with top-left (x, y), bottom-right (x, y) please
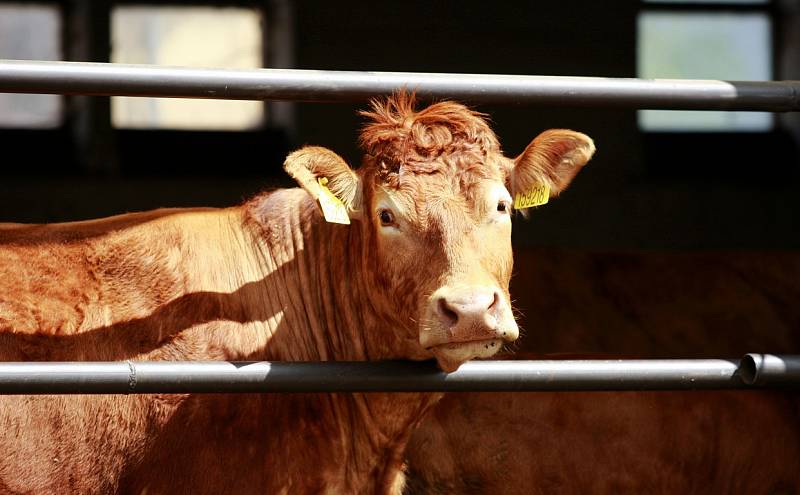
top-left (285, 93), bottom-right (594, 371)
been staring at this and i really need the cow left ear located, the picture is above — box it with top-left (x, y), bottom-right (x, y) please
top-left (284, 146), bottom-right (363, 220)
top-left (509, 129), bottom-right (595, 203)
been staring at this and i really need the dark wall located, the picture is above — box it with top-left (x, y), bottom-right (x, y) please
top-left (1, 0), bottom-right (798, 251)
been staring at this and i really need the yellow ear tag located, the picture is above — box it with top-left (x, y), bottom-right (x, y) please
top-left (317, 178), bottom-right (350, 225)
top-left (513, 183), bottom-right (550, 210)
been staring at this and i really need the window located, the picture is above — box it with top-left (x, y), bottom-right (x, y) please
top-left (637, 1), bottom-right (774, 132)
top-left (111, 6), bottom-right (264, 130)
top-left (0, 3), bottom-right (62, 128)
top-left (0, 1), bottom-right (293, 180)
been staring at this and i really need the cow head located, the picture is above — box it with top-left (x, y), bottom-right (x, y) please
top-left (285, 93), bottom-right (594, 371)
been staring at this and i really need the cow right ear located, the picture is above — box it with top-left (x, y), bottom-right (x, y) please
top-left (510, 129), bottom-right (595, 199)
top-left (284, 146), bottom-right (363, 221)
top-left (506, 130), bottom-right (594, 217)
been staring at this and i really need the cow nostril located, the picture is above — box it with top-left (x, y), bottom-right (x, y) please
top-left (487, 291), bottom-right (500, 313)
top-left (437, 298), bottom-right (459, 327)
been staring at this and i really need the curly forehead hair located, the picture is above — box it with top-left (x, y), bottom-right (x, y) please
top-left (358, 91), bottom-right (502, 181)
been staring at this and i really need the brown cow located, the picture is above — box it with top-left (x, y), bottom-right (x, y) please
top-left (405, 249), bottom-right (800, 493)
top-left (0, 92), bottom-right (594, 494)
top-left (511, 249), bottom-right (800, 358)
top-left (405, 386), bottom-right (800, 494)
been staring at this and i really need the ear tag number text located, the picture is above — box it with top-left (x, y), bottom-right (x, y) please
top-left (513, 183), bottom-right (550, 210)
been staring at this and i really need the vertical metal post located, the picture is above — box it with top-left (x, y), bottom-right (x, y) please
top-left (66, 0), bottom-right (118, 176)
top-left (264, 0), bottom-right (296, 139)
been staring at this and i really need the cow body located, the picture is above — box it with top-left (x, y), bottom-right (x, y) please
top-left (405, 388), bottom-right (800, 494)
top-left (511, 249), bottom-right (800, 358)
top-left (0, 93), bottom-right (594, 493)
top-left (0, 194), bottom-right (433, 493)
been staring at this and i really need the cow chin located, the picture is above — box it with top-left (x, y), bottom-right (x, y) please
top-left (430, 339), bottom-right (505, 373)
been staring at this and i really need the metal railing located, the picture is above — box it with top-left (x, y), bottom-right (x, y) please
top-left (0, 60), bottom-right (798, 110)
top-left (0, 355), bottom-right (796, 394)
top-left (0, 61), bottom-right (798, 393)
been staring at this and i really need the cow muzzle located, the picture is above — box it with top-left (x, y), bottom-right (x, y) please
top-left (421, 286), bottom-right (519, 372)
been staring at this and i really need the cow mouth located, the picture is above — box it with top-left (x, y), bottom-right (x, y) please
top-left (428, 338), bottom-right (505, 373)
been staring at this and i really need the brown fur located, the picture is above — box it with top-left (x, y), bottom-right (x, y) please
top-left (359, 93), bottom-right (501, 184)
top-left (405, 386), bottom-right (800, 494)
top-left (0, 93), bottom-right (591, 493)
top-left (510, 249), bottom-right (800, 357)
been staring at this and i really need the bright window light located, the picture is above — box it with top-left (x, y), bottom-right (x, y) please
top-left (0, 4), bottom-right (62, 128)
top-left (638, 12), bottom-right (773, 132)
top-left (111, 6), bottom-right (264, 130)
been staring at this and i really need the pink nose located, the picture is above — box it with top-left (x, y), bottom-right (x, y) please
top-left (434, 288), bottom-right (512, 342)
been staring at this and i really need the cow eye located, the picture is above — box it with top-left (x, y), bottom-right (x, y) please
top-left (497, 201), bottom-right (509, 213)
top-left (379, 209), bottom-right (395, 226)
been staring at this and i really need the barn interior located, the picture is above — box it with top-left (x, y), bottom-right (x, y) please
top-left (1, 0), bottom-right (798, 359)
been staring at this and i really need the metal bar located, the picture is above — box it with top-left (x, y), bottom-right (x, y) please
top-left (0, 60), bottom-right (797, 111)
top-left (740, 354), bottom-right (800, 386)
top-left (0, 356), bottom-right (797, 394)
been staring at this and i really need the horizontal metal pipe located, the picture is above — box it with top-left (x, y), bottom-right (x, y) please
top-left (0, 60), bottom-right (797, 111)
top-left (0, 356), bottom-right (796, 394)
top-left (740, 354), bottom-right (800, 386)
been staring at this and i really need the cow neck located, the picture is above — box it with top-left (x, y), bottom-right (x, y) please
top-left (245, 188), bottom-right (417, 363)
top-left (244, 189), bottom-right (442, 492)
